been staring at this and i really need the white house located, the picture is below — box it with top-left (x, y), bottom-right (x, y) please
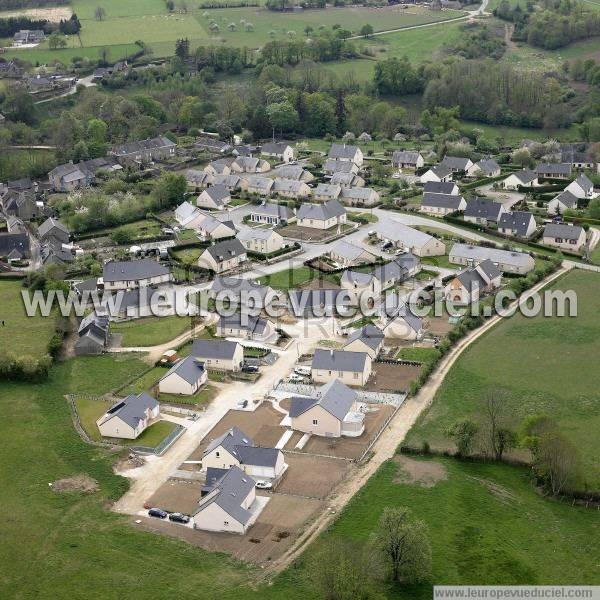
top-left (542, 223), bottom-right (587, 253)
top-left (420, 192), bottom-right (466, 216)
top-left (311, 348), bottom-right (372, 387)
top-left (328, 143), bottom-right (363, 166)
top-left (444, 259), bottom-right (502, 305)
top-left (313, 183), bottom-right (342, 202)
top-left (377, 221), bottom-right (445, 257)
top-left (196, 184), bottom-right (231, 210)
top-left (547, 190), bottom-right (578, 215)
top-left (272, 178), bottom-right (311, 199)
top-left (392, 151), bottom-right (424, 170)
top-left (237, 228), bottom-right (285, 254)
top-left (423, 181), bottom-right (459, 195)
top-left (343, 324), bottom-right (384, 358)
top-left (449, 243), bottom-right (535, 274)
top-left (297, 200), bottom-right (347, 230)
top-left (96, 392), bottom-right (160, 440)
top-left (497, 211), bottom-right (537, 238)
top-left (247, 203), bottom-right (296, 226)
top-left (502, 169), bottom-right (538, 190)
top-left (340, 270), bottom-right (381, 305)
top-left (467, 159), bottom-right (501, 178)
top-left (216, 312), bottom-right (276, 343)
top-left (565, 174), bottom-right (595, 199)
top-left (340, 187), bottom-right (380, 207)
top-left (101, 259), bottom-right (172, 291)
top-left (159, 356), bottom-right (207, 396)
top-left (441, 156), bottom-right (474, 174)
top-left (328, 240), bottom-right (377, 267)
top-left (197, 238), bottom-right (247, 273)
top-left (464, 197), bottom-right (505, 225)
top-left (191, 339), bottom-right (244, 372)
top-left (420, 164), bottom-right (453, 184)
top-left (261, 142), bottom-right (294, 163)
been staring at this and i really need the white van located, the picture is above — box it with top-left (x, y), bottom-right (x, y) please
top-left (294, 366), bottom-right (311, 377)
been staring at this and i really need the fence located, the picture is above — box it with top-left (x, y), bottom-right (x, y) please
top-left (274, 382), bottom-right (406, 407)
top-left (130, 424), bottom-right (186, 456)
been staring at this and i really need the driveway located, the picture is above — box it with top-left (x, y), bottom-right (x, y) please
top-left (476, 183), bottom-right (524, 209)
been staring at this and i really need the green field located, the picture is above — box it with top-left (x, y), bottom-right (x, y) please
top-left (406, 269), bottom-right (600, 490)
top-left (0, 280), bottom-right (57, 360)
top-left (111, 315), bottom-right (191, 347)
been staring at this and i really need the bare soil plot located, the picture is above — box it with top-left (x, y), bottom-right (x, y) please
top-left (299, 404), bottom-right (395, 460)
top-left (146, 479), bottom-right (201, 515)
top-left (133, 494), bottom-right (323, 564)
top-left (369, 362), bottom-right (421, 392)
top-left (277, 453), bottom-right (352, 498)
top-left (393, 455), bottom-right (448, 488)
top-left (186, 403), bottom-right (286, 461)
top-left (427, 314), bottom-right (456, 336)
top-left (276, 224), bottom-right (338, 242)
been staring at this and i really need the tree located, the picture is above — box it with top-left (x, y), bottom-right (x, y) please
top-left (536, 433), bottom-right (582, 496)
top-left (266, 101), bottom-right (299, 133)
top-left (151, 172), bottom-right (186, 210)
top-left (482, 388), bottom-right (516, 461)
top-left (94, 6), bottom-right (106, 21)
top-left (372, 507), bottom-right (432, 583)
top-left (445, 419), bottom-right (478, 457)
top-left (304, 25), bottom-right (314, 36)
top-left (175, 38), bottom-right (190, 60)
top-left (48, 32), bottom-right (67, 50)
top-left (360, 24), bottom-right (374, 38)
top-left (588, 197), bottom-right (600, 220)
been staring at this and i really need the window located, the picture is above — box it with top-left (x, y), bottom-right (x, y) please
top-left (224, 521), bottom-right (229, 526)
top-left (215, 451), bottom-right (220, 457)
top-left (312, 419), bottom-right (318, 425)
top-left (354, 372), bottom-right (359, 379)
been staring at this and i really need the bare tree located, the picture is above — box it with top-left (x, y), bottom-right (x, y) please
top-left (94, 6), bottom-right (106, 21)
top-left (537, 433), bottom-right (582, 496)
top-left (482, 388), bottom-right (516, 461)
top-left (372, 507), bottom-right (431, 583)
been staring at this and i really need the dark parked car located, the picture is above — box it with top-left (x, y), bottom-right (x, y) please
top-left (242, 364), bottom-right (259, 373)
top-left (168, 512), bottom-right (190, 524)
top-left (148, 508), bottom-right (167, 519)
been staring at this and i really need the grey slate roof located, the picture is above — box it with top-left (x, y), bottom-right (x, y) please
top-left (191, 339), bottom-right (240, 360)
top-left (204, 184), bottom-right (230, 202)
top-left (387, 299), bottom-right (423, 333)
top-left (331, 172), bottom-right (360, 186)
top-left (102, 258), bottom-right (171, 282)
top-left (464, 197), bottom-right (504, 221)
top-left (249, 202), bottom-right (294, 220)
top-left (341, 270), bottom-right (375, 286)
top-left (475, 159), bottom-right (500, 175)
top-left (312, 348), bottom-right (369, 373)
top-left (429, 164), bottom-right (452, 179)
top-left (38, 217), bottom-right (69, 239)
top-left (392, 150), bottom-right (421, 165)
top-left (211, 276), bottom-right (272, 301)
top-left (441, 156), bottom-right (471, 171)
top-left (345, 325), bottom-right (384, 352)
top-left (552, 190), bottom-right (578, 209)
top-left (203, 426), bottom-right (279, 467)
top-left (297, 199), bottom-right (345, 221)
top-left (261, 142), bottom-right (291, 155)
top-left (341, 187), bottom-right (377, 201)
top-left (449, 243), bottom-right (535, 270)
top-left (323, 159), bottom-right (357, 174)
top-left (0, 233), bottom-right (30, 258)
top-left (498, 211), bottom-right (536, 236)
top-left (573, 174), bottom-right (593, 193)
top-left (314, 183), bottom-right (342, 198)
top-left (477, 258), bottom-right (502, 280)
top-left (273, 165), bottom-right (308, 180)
top-left (543, 223), bottom-right (584, 241)
top-left (330, 240), bottom-right (372, 263)
top-left (272, 178), bottom-right (307, 194)
top-left (373, 259), bottom-right (408, 284)
top-left (289, 378), bottom-right (357, 421)
top-left (161, 356), bottom-right (205, 385)
top-left (194, 465), bottom-right (255, 524)
top-left (536, 163), bottom-right (572, 177)
top-left (512, 169), bottom-right (538, 184)
top-left (329, 143), bottom-right (360, 161)
top-left (203, 238), bottom-right (246, 262)
top-left (112, 136), bottom-right (175, 157)
top-left (423, 181), bottom-right (456, 195)
top-left (217, 312), bottom-right (269, 336)
top-left (422, 192), bottom-right (464, 210)
top-left (102, 392), bottom-right (158, 429)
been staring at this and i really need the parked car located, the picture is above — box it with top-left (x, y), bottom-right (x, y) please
top-left (381, 241), bottom-right (393, 250)
top-left (237, 399), bottom-right (249, 409)
top-left (289, 374), bottom-right (305, 382)
top-left (148, 508), bottom-right (168, 519)
top-left (168, 512), bottom-right (190, 524)
top-left (395, 247), bottom-right (408, 255)
top-left (367, 230), bottom-right (376, 237)
top-left (294, 366), bottom-right (311, 376)
top-left (255, 480), bottom-right (272, 490)
top-left (242, 364), bottom-right (259, 374)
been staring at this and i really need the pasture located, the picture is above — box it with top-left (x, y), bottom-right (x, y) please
top-left (406, 269), bottom-right (600, 490)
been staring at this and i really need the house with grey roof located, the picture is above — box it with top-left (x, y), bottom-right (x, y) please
top-left (196, 184), bottom-right (231, 210)
top-left (13, 30), bottom-right (45, 45)
top-left (467, 158), bottom-right (501, 178)
top-left (0, 232), bottom-right (30, 261)
top-left (311, 348), bottom-right (372, 387)
top-left (313, 183), bottom-right (342, 202)
top-left (498, 211), bottom-right (537, 238)
top-left (194, 137), bottom-right (233, 155)
top-left (6, 216), bottom-right (25, 233)
top-left (193, 465), bottom-right (262, 534)
top-left (237, 227), bottom-right (285, 254)
top-left (159, 356), bottom-right (207, 396)
top-left (212, 174), bottom-right (246, 192)
top-left (185, 169), bottom-right (213, 190)
top-left (110, 136), bottom-right (176, 166)
top-left (38, 217), bottom-right (70, 245)
top-left (420, 192), bottom-right (466, 216)
top-left (232, 156), bottom-right (270, 174)
top-left (547, 190), bottom-right (579, 215)
top-left (340, 269), bottom-right (381, 304)
top-left (323, 159), bottom-right (360, 175)
top-left (343, 324), bottom-right (384, 358)
top-left (210, 276), bottom-right (274, 309)
top-left (102, 258), bottom-right (172, 291)
top-left (288, 379), bottom-right (364, 438)
top-left (48, 157), bottom-right (121, 192)
top-left (191, 339), bottom-right (244, 371)
top-left (202, 426), bottom-right (286, 479)
top-left (392, 150), bottom-right (424, 170)
top-left (216, 312), bottom-right (276, 343)
top-left (96, 392), bottom-right (160, 439)
top-left (75, 312), bottom-right (109, 356)
top-left (340, 186), bottom-right (380, 207)
top-left (560, 144), bottom-right (597, 170)
top-left (441, 156), bottom-right (474, 173)
top-left (244, 175), bottom-right (274, 196)
top-left (330, 172), bottom-right (365, 188)
top-left (502, 169), bottom-right (539, 190)
top-left (423, 181), bottom-right (459, 195)
top-left (377, 222), bottom-right (445, 257)
top-left (261, 142), bottom-right (294, 163)
top-left (542, 223), bottom-right (587, 252)
top-left (272, 164), bottom-right (314, 182)
top-left (328, 240), bottom-right (377, 267)
top-left (536, 162), bottom-right (572, 180)
top-left (272, 177), bottom-right (311, 199)
top-left (381, 299), bottom-right (424, 341)
top-left (328, 143), bottom-right (363, 166)
top-left (297, 199), bottom-right (346, 230)
top-left (204, 158), bottom-right (233, 176)
top-left (449, 243), bottom-right (535, 274)
top-left (444, 259), bottom-right (502, 305)
top-left (197, 238), bottom-right (247, 273)
top-left (420, 164), bottom-right (453, 184)
top-left (248, 202), bottom-right (296, 226)
top-left (464, 197), bottom-right (505, 226)
top-left (373, 254), bottom-right (420, 289)
top-left (565, 174), bottom-right (595, 199)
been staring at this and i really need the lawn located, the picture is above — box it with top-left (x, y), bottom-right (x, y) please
top-left (111, 315), bottom-right (191, 347)
top-left (256, 266), bottom-right (316, 290)
top-left (129, 419), bottom-right (177, 448)
top-left (119, 366), bottom-right (166, 395)
top-left (396, 346), bottom-right (441, 365)
top-left (421, 254), bottom-right (455, 269)
top-left (0, 280), bottom-right (58, 361)
top-left (172, 246), bottom-right (204, 265)
top-left (406, 269), bottom-right (600, 490)
top-left (158, 383), bottom-right (219, 406)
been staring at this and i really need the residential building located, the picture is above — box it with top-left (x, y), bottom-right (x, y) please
top-left (444, 259), bottom-right (502, 304)
top-left (193, 466), bottom-right (260, 534)
top-left (328, 240), bottom-right (377, 267)
top-left (237, 228), bottom-right (285, 254)
top-left (210, 277), bottom-right (274, 309)
top-left (96, 392), bottom-right (160, 440)
top-left (0, 59), bottom-right (24, 78)
top-left (190, 339), bottom-right (244, 371)
top-left (101, 258), bottom-right (172, 291)
top-left (381, 300), bottom-right (424, 340)
top-left (340, 270), bottom-right (381, 305)
top-left (547, 190), bottom-right (578, 215)
top-left (272, 178), bottom-right (311, 199)
top-left (261, 142), bottom-right (294, 163)
top-left (288, 379), bottom-right (364, 438)
top-left (231, 156), bottom-right (270, 173)
top-left (340, 186), bottom-right (380, 207)
top-left (441, 156), bottom-right (474, 173)
top-left (110, 136), bottom-right (176, 166)
top-left (216, 313), bottom-right (276, 343)
top-left (467, 159), bottom-right (501, 178)
top-left (464, 197), bottom-right (505, 225)
top-left (423, 181), bottom-right (459, 195)
top-left (297, 199), bottom-right (347, 230)
top-left (174, 201), bottom-right (200, 226)
top-left (560, 144), bottom-right (598, 171)
top-left (377, 221), bottom-right (445, 257)
top-left (38, 217), bottom-right (70, 244)
top-left (542, 223), bottom-right (587, 252)
top-left (1, 189), bottom-right (40, 220)
top-left (373, 254), bottom-right (420, 289)
top-left (420, 192), bottom-right (466, 216)
top-left (536, 163), bottom-right (572, 180)
top-left (202, 427), bottom-right (286, 479)
top-left (13, 30), bottom-right (45, 45)
top-left (185, 169), bottom-right (213, 190)
top-left (449, 243), bottom-right (535, 274)
top-left (343, 324), bottom-right (384, 358)
top-left (272, 164), bottom-right (314, 182)
top-left (194, 136), bottom-right (233, 154)
top-left (391, 151), bottom-right (424, 170)
top-left (212, 174), bottom-right (246, 192)
top-left (420, 164), bottom-right (453, 184)
top-left (247, 202), bottom-right (296, 226)
top-left (0, 232), bottom-right (30, 261)
top-left (75, 312), bottom-right (109, 356)
top-left (196, 184), bottom-right (231, 210)
top-left (328, 143), bottom-right (363, 166)
top-left (565, 174), bottom-right (595, 199)
top-left (197, 238), bottom-right (247, 273)
top-left (158, 356), bottom-right (207, 396)
top-left (330, 172), bottom-right (365, 187)
top-left (502, 169), bottom-right (538, 190)
top-left (322, 159), bottom-right (359, 175)
top-left (311, 348), bottom-right (372, 387)
top-left (244, 175), bottom-right (274, 196)
top-left (48, 157), bottom-right (121, 192)
top-left (313, 183), bottom-right (342, 202)
top-left (204, 158), bottom-right (233, 176)
top-left (497, 211), bottom-right (537, 238)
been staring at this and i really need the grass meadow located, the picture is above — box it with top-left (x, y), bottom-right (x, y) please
top-left (406, 269), bottom-right (600, 491)
top-left (111, 315), bottom-right (192, 347)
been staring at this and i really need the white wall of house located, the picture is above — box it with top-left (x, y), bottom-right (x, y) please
top-left (297, 213), bottom-right (346, 230)
top-left (291, 405), bottom-right (342, 437)
top-left (103, 273), bottom-right (172, 291)
top-left (194, 345), bottom-right (244, 371)
top-left (194, 497), bottom-right (249, 534)
top-left (542, 232), bottom-right (586, 252)
top-left (312, 359), bottom-right (372, 387)
top-left (159, 371), bottom-right (207, 396)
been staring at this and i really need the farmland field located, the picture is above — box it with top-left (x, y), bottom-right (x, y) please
top-left (406, 269), bottom-right (600, 490)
